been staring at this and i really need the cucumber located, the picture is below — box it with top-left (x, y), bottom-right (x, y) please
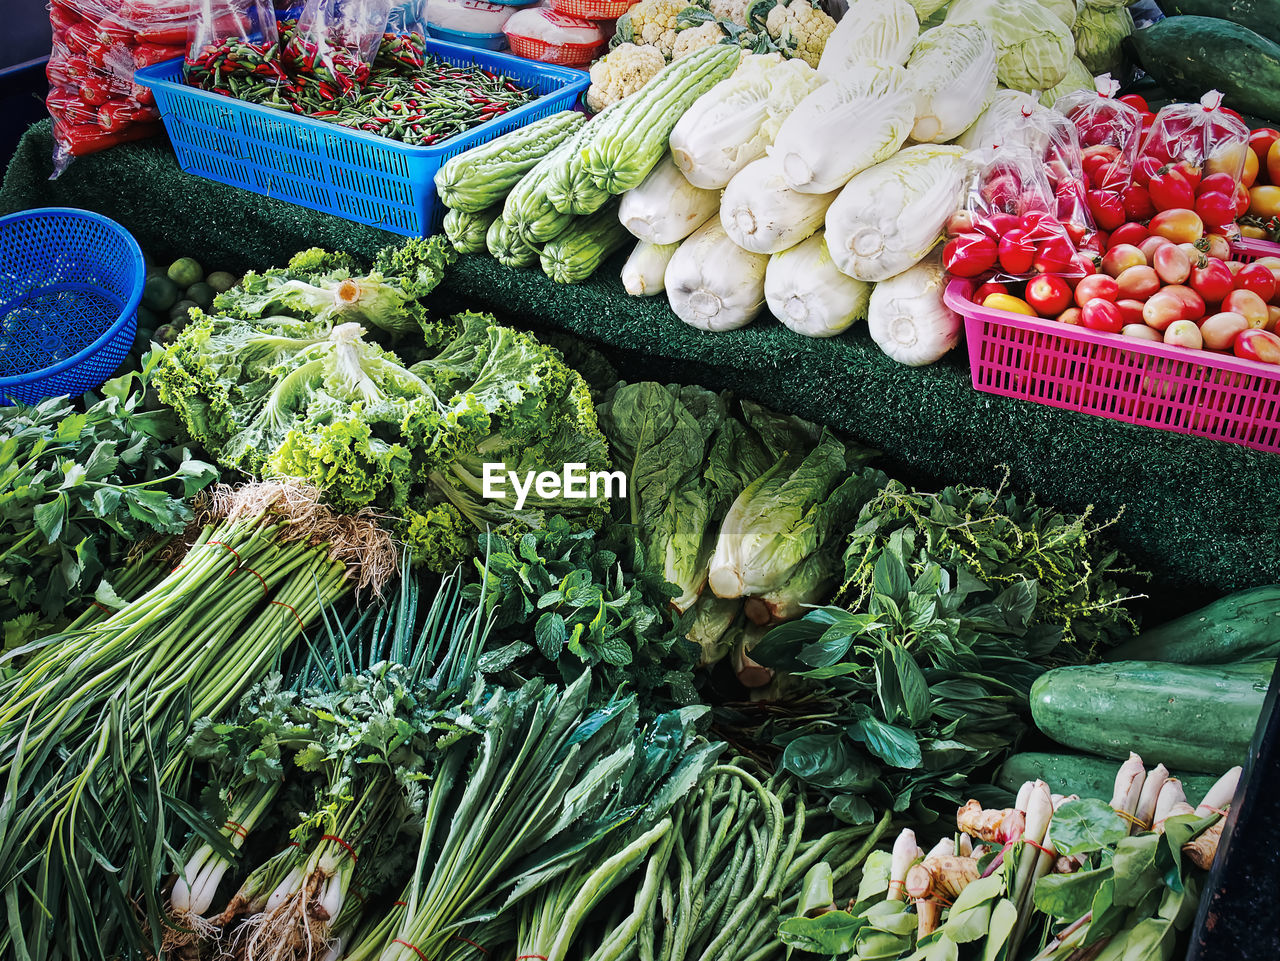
top-left (435, 111), bottom-right (586, 214)
top-left (997, 752), bottom-right (1220, 807)
top-left (1129, 17), bottom-right (1280, 123)
top-left (1154, 0), bottom-right (1280, 46)
top-left (1029, 660), bottom-right (1274, 775)
top-left (1107, 585), bottom-right (1280, 665)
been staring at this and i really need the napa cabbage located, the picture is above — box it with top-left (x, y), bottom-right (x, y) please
top-left (903, 23), bottom-right (998, 143)
top-left (945, 0), bottom-right (1075, 92)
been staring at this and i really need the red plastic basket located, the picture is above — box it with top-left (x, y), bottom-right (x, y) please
top-left (945, 238), bottom-right (1280, 453)
top-left (549, 0), bottom-right (634, 20)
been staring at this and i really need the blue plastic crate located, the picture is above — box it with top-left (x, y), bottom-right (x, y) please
top-left (135, 41), bottom-right (588, 237)
top-left (425, 24), bottom-right (507, 50)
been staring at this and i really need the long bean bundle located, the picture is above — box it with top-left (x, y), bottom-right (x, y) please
top-left (0, 482), bottom-right (396, 961)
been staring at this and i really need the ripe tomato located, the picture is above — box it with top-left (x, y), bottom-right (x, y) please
top-left (1201, 311), bottom-right (1250, 350)
top-left (1243, 148), bottom-right (1260, 188)
top-left (1235, 328), bottom-right (1280, 364)
top-left (1069, 252), bottom-right (1100, 278)
top-left (982, 292), bottom-right (1037, 316)
top-left (1153, 244), bottom-right (1191, 285)
top-left (1074, 274), bottom-right (1120, 307)
top-left (1250, 128), bottom-right (1280, 160)
top-left (1033, 237), bottom-right (1077, 276)
top-left (1116, 265), bottom-right (1161, 301)
top-left (1149, 208), bottom-right (1205, 244)
top-left (1235, 263), bottom-right (1278, 303)
top-left (1148, 167), bottom-right (1195, 211)
top-left (1138, 235), bottom-right (1174, 262)
top-left (1198, 172), bottom-right (1237, 196)
top-left (1102, 244), bottom-right (1146, 277)
top-left (1118, 299), bottom-right (1148, 326)
top-left (998, 229), bottom-right (1036, 275)
top-left (1270, 139), bottom-right (1280, 189)
top-left (1119, 93), bottom-right (1149, 113)
top-left (1223, 288), bottom-right (1270, 328)
top-left (1109, 222), bottom-right (1149, 249)
top-left (1235, 183), bottom-right (1252, 217)
top-left (1202, 233), bottom-right (1232, 262)
top-left (944, 233), bottom-right (998, 278)
top-left (1086, 189), bottom-right (1126, 230)
top-left (973, 281), bottom-right (1009, 304)
top-left (1025, 275), bottom-right (1072, 316)
top-left (1196, 191), bottom-right (1237, 229)
top-left (1164, 319), bottom-right (1204, 350)
top-left (1143, 290), bottom-right (1187, 331)
top-left (1132, 156), bottom-right (1163, 187)
top-left (1081, 298), bottom-right (1124, 333)
top-left (1122, 184), bottom-right (1156, 221)
top-left (1249, 185), bottom-right (1280, 219)
top-left (1165, 284), bottom-right (1207, 320)
top-left (1171, 160), bottom-right (1203, 191)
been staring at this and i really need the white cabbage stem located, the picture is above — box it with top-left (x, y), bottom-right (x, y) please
top-left (866, 254), bottom-right (962, 366)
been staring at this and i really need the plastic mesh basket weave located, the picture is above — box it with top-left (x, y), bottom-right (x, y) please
top-left (0, 208), bottom-right (143, 406)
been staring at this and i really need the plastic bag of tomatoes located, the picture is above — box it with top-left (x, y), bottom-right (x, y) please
top-left (1055, 75), bottom-right (1145, 198)
top-left (943, 144), bottom-right (1094, 283)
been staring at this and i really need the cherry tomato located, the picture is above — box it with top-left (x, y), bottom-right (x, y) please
top-left (1143, 291), bottom-right (1187, 331)
top-left (1109, 222), bottom-right (1150, 249)
top-left (1149, 167), bottom-right (1195, 211)
top-left (1057, 307), bottom-right (1083, 326)
top-left (982, 292), bottom-right (1037, 316)
top-left (945, 210), bottom-right (976, 236)
top-left (1269, 139), bottom-right (1280, 188)
top-left (944, 233), bottom-right (998, 278)
top-left (1164, 319), bottom-right (1204, 350)
top-left (1235, 183), bottom-right (1252, 217)
top-left (973, 281), bottom-right (1009, 304)
top-left (1201, 311), bottom-right (1250, 350)
top-left (1081, 298), bottom-right (1124, 333)
top-left (1249, 128), bottom-right (1280, 159)
top-left (1249, 185), bottom-right (1280, 219)
top-left (1122, 322), bottom-right (1163, 342)
top-left (1122, 184), bottom-right (1156, 221)
top-left (1033, 237), bottom-right (1077, 276)
top-left (1085, 189), bottom-right (1125, 231)
top-left (1139, 235), bottom-right (1174, 262)
top-left (1118, 94), bottom-right (1149, 113)
top-left (1171, 160), bottom-right (1203, 191)
top-left (1235, 328), bottom-right (1280, 364)
top-left (1224, 288), bottom-right (1270, 328)
top-left (1182, 257), bottom-right (1233, 301)
top-left (1101, 244), bottom-right (1147, 278)
top-left (1132, 156), bottom-right (1164, 187)
top-left (1202, 234), bottom-right (1232, 262)
top-left (1235, 263), bottom-right (1278, 303)
top-left (1074, 274), bottom-right (1120, 307)
top-left (1243, 148), bottom-right (1260, 188)
top-left (1165, 284), bottom-right (1207, 320)
top-left (1149, 208), bottom-right (1205, 244)
top-left (998, 229), bottom-right (1036, 275)
top-left (1198, 172), bottom-right (1237, 197)
top-left (1025, 275), bottom-right (1072, 316)
top-left (1195, 191), bottom-right (1237, 229)
top-left (1070, 252), bottom-right (1100, 278)
top-left (1117, 265), bottom-right (1161, 301)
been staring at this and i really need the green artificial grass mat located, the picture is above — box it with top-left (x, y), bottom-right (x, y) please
top-left (5, 120), bottom-right (1278, 610)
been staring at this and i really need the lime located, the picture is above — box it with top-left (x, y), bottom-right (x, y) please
top-left (206, 270), bottom-right (239, 293)
top-left (169, 300), bottom-right (198, 324)
top-left (186, 282), bottom-right (216, 308)
top-left (167, 257), bottom-right (204, 288)
top-left (142, 274), bottom-right (180, 312)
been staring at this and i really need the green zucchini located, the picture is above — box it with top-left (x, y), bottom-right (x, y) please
top-left (997, 752), bottom-right (1220, 807)
top-left (540, 200), bottom-right (631, 284)
top-left (1107, 585), bottom-right (1280, 665)
top-left (1029, 660), bottom-right (1274, 774)
top-left (579, 45), bottom-right (740, 194)
top-left (1129, 17), bottom-right (1280, 123)
top-left (434, 110), bottom-right (585, 213)
top-left (1154, 0), bottom-right (1280, 46)
top-left (443, 205), bottom-right (502, 255)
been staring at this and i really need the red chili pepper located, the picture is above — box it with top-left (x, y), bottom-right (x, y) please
top-left (131, 43), bottom-right (185, 69)
top-left (98, 99), bottom-right (152, 133)
top-left (48, 2), bottom-right (80, 32)
top-left (78, 74), bottom-right (118, 106)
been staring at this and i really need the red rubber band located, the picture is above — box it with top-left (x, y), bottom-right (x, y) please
top-left (321, 834), bottom-right (357, 863)
top-left (1026, 839), bottom-right (1057, 857)
top-left (394, 900), bottom-right (408, 907)
top-left (271, 600), bottom-right (307, 633)
top-left (239, 566), bottom-right (269, 596)
top-left (454, 935), bottom-right (487, 954)
top-left (393, 939), bottom-right (430, 961)
top-left (91, 601), bottom-right (111, 613)
top-left (207, 540), bottom-right (241, 572)
top-left (1208, 806), bottom-right (1230, 818)
top-left (224, 820), bottom-right (249, 840)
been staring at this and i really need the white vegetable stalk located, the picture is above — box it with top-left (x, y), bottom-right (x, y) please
top-left (619, 154), bottom-right (721, 244)
top-left (1195, 766), bottom-right (1242, 818)
top-left (902, 23), bottom-right (998, 143)
top-left (1109, 752), bottom-right (1147, 827)
top-left (669, 55), bottom-right (780, 189)
top-left (825, 145), bottom-right (970, 283)
top-left (721, 156), bottom-right (840, 255)
top-left (621, 239), bottom-right (682, 297)
top-left (665, 218), bottom-right (770, 331)
top-left (772, 62), bottom-right (916, 195)
top-left (888, 828), bottom-right (920, 901)
top-left (818, 0), bottom-right (920, 77)
top-left (764, 231), bottom-right (871, 338)
top-left (1134, 764), bottom-right (1169, 834)
top-left (866, 254), bottom-right (962, 366)
top-left (1153, 779), bottom-right (1193, 834)
top-left (1008, 780), bottom-right (1053, 955)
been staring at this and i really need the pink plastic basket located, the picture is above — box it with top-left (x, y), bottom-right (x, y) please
top-left (945, 238), bottom-right (1280, 453)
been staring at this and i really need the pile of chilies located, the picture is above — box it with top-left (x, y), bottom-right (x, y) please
top-left (184, 26), bottom-right (535, 147)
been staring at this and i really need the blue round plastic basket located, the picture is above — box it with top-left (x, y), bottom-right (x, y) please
top-left (0, 208), bottom-right (144, 407)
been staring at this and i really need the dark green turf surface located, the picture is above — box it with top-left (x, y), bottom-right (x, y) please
top-left (5, 120), bottom-right (1278, 608)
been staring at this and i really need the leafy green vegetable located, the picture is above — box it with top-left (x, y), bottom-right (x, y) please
top-left (1048, 798), bottom-right (1129, 856)
top-left (464, 516), bottom-right (699, 708)
top-left (0, 365), bottom-right (217, 646)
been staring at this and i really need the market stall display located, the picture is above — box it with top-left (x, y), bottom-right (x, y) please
top-left (5, 0), bottom-right (1280, 957)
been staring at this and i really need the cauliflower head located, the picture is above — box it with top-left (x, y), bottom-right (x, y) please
top-left (673, 20), bottom-right (728, 58)
top-left (586, 43), bottom-right (666, 111)
top-left (710, 0), bottom-right (750, 25)
top-left (758, 0), bottom-right (835, 67)
top-left (618, 0), bottom-right (687, 58)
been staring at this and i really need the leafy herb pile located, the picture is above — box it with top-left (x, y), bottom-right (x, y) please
top-left (727, 478), bottom-right (1144, 823)
top-left (465, 516), bottom-right (700, 707)
top-left (0, 366), bottom-right (217, 648)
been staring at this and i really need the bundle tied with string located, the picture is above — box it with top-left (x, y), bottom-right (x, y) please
top-left (0, 481), bottom-right (396, 961)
